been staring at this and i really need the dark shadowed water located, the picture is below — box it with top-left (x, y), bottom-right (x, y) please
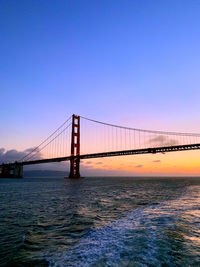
top-left (0, 177), bottom-right (200, 266)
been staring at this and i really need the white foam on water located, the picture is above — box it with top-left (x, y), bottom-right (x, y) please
top-left (47, 186), bottom-right (200, 267)
top-left (46, 204), bottom-right (174, 266)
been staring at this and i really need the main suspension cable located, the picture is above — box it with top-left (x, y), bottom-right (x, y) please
top-left (20, 115), bottom-right (72, 161)
top-left (24, 122), bottom-right (72, 162)
top-left (80, 116), bottom-right (200, 137)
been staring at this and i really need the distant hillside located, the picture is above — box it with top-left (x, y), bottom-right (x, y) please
top-left (24, 170), bottom-right (68, 177)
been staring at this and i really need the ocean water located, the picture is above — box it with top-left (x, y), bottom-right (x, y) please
top-left (0, 177), bottom-right (200, 267)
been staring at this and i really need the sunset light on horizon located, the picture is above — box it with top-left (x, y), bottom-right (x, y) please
top-left (1, 0), bottom-right (200, 176)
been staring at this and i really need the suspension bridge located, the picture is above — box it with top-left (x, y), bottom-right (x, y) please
top-left (1, 114), bottom-right (200, 178)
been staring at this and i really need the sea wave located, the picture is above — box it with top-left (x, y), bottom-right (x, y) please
top-left (47, 186), bottom-right (200, 266)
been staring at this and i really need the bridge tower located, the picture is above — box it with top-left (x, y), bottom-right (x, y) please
top-left (69, 114), bottom-right (81, 178)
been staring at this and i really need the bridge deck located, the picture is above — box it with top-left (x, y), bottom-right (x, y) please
top-left (1, 143), bottom-right (200, 167)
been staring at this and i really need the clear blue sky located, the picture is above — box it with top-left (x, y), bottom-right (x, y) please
top-left (1, 0), bottom-right (200, 151)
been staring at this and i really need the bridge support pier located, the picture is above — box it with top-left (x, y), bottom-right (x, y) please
top-left (0, 164), bottom-right (11, 178)
top-left (13, 163), bottom-right (23, 178)
top-left (69, 157), bottom-right (80, 178)
top-left (69, 114), bottom-right (81, 178)
top-left (0, 162), bottom-right (23, 178)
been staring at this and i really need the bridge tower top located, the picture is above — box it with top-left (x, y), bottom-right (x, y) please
top-left (71, 114), bottom-right (80, 156)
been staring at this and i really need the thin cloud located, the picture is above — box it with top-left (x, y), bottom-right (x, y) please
top-left (135, 164), bottom-right (143, 168)
top-left (149, 135), bottom-right (178, 146)
top-left (0, 147), bottom-right (42, 164)
top-left (153, 160), bottom-right (161, 163)
top-left (84, 161), bottom-right (92, 165)
top-left (96, 162), bottom-right (103, 165)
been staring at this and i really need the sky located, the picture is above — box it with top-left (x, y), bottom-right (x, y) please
top-left (1, 0), bottom-right (200, 175)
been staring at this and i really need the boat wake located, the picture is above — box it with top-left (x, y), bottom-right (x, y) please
top-left (47, 186), bottom-right (200, 266)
